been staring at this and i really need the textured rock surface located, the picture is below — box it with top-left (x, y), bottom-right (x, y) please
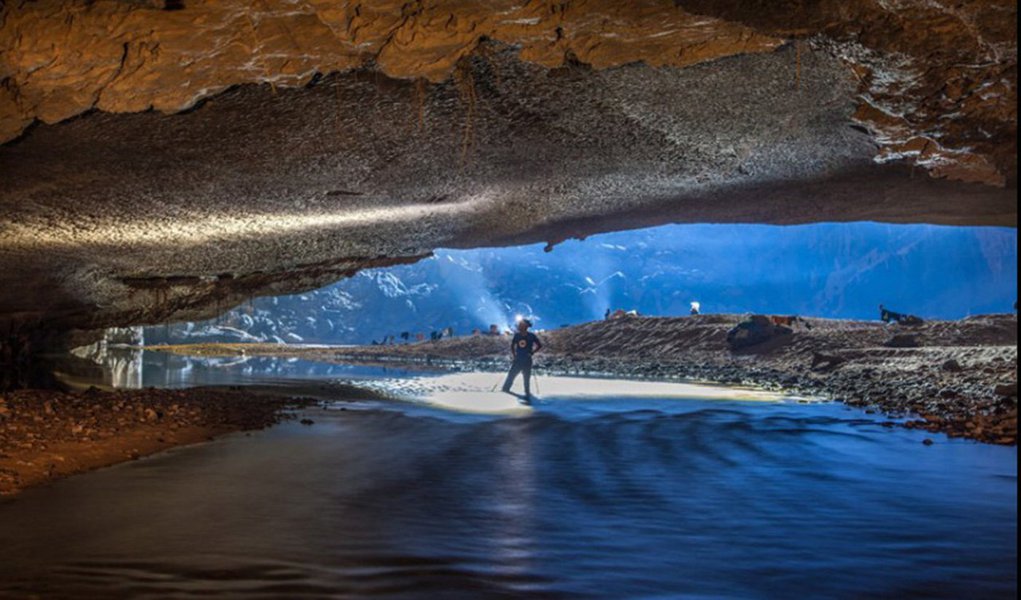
top-left (0, 386), bottom-right (315, 495)
top-left (678, 0), bottom-right (1018, 186)
top-left (0, 0), bottom-right (780, 140)
top-left (1, 0), bottom-right (1014, 183)
top-left (0, 1), bottom-right (1017, 338)
top-left (2, 44), bottom-right (1015, 339)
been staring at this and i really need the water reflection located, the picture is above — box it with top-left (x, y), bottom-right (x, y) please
top-left (489, 418), bottom-right (538, 580)
top-left (25, 342), bottom-right (1014, 597)
top-left (69, 341), bottom-right (144, 389)
top-left (0, 400), bottom-right (1014, 598)
top-left (66, 347), bottom-right (436, 390)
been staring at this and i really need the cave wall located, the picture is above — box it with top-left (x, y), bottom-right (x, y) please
top-left (2, 0), bottom-right (1014, 184)
top-left (0, 1), bottom-right (1016, 341)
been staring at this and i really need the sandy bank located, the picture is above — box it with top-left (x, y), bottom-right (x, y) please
top-left (0, 387), bottom-right (316, 496)
top-left (154, 314), bottom-right (1018, 444)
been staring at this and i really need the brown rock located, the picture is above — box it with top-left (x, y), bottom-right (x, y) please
top-left (885, 334), bottom-right (920, 348)
top-left (0, 0), bottom-right (779, 142)
top-left (941, 359), bottom-right (963, 372)
top-left (994, 383), bottom-right (1017, 397)
top-left (0, 0), bottom-right (1014, 186)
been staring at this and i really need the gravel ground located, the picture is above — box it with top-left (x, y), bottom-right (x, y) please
top-left (0, 387), bottom-right (315, 496)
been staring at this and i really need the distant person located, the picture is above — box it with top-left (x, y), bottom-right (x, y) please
top-left (690, 301), bottom-right (701, 315)
top-left (488, 324), bottom-right (500, 336)
top-left (400, 331), bottom-right (410, 342)
top-left (502, 318), bottom-right (542, 400)
top-left (605, 308), bottom-right (611, 320)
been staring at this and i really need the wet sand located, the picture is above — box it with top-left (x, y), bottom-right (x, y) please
top-left (153, 313), bottom-right (1019, 444)
top-left (355, 371), bottom-right (799, 414)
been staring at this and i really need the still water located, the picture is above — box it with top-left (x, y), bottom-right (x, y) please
top-left (1, 356), bottom-right (1017, 598)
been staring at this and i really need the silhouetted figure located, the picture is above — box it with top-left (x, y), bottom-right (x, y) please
top-left (401, 331), bottom-right (410, 342)
top-left (502, 319), bottom-right (542, 400)
top-left (605, 308), bottom-right (611, 320)
top-left (690, 301), bottom-right (701, 315)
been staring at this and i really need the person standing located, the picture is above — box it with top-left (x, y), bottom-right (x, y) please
top-left (502, 318), bottom-right (542, 399)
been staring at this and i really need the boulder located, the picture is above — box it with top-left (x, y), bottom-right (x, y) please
top-left (941, 359), bottom-right (963, 372)
top-left (727, 315), bottom-right (793, 352)
top-left (811, 352), bottom-right (846, 371)
top-left (885, 334), bottom-right (920, 348)
top-left (993, 383), bottom-right (1017, 398)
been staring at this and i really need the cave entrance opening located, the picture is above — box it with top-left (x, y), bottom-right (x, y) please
top-left (144, 222), bottom-right (1018, 348)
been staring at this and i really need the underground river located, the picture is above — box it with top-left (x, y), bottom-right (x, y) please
top-left (0, 352), bottom-right (1016, 598)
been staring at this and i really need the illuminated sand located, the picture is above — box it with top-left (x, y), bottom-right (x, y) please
top-left (365, 372), bottom-right (796, 414)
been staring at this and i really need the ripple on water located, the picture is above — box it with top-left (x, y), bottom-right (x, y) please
top-left (0, 391), bottom-right (1015, 599)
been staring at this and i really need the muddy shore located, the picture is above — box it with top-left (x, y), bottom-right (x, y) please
top-left (156, 314), bottom-right (1018, 445)
top-left (0, 387), bottom-right (316, 496)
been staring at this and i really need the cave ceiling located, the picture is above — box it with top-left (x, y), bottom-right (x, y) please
top-left (0, 0), bottom-right (1016, 336)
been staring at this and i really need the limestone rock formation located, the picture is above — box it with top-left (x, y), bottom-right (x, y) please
top-left (0, 0), bottom-right (780, 140)
top-left (2, 0), bottom-right (1014, 183)
top-left (0, 1), bottom-right (1016, 340)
